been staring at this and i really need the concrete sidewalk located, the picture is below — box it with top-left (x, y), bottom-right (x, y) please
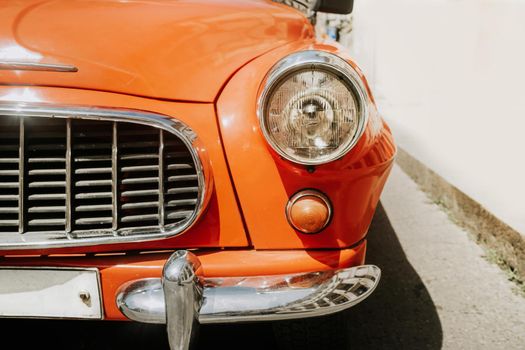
top-left (1, 165), bottom-right (523, 349)
top-left (362, 165), bottom-right (525, 349)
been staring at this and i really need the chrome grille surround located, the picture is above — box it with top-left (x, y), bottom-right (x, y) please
top-left (0, 103), bottom-right (207, 250)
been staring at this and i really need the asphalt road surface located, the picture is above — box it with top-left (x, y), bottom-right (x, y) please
top-left (1, 165), bottom-right (524, 349)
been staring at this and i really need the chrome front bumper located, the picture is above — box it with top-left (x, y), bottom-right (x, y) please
top-left (116, 250), bottom-right (380, 350)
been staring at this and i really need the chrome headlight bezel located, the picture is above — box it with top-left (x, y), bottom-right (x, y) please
top-left (257, 50), bottom-right (369, 165)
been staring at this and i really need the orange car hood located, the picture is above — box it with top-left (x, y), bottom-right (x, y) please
top-left (0, 0), bottom-right (313, 102)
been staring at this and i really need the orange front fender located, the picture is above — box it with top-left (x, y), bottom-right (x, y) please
top-left (216, 42), bottom-right (396, 249)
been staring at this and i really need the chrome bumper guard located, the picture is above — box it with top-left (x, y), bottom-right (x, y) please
top-left (116, 250), bottom-right (380, 350)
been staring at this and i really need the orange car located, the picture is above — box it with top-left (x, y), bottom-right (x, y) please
top-left (0, 0), bottom-right (395, 348)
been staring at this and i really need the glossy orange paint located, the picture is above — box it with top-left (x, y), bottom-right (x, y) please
top-left (0, 86), bottom-right (249, 254)
top-left (0, 0), bottom-right (313, 102)
top-left (0, 0), bottom-right (396, 295)
top-left (216, 42), bottom-right (396, 249)
top-left (0, 241), bottom-right (366, 320)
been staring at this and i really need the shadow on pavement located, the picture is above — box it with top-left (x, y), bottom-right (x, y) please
top-left (343, 203), bottom-right (443, 349)
top-left (0, 203), bottom-right (442, 349)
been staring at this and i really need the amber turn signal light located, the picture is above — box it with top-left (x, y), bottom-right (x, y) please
top-left (286, 190), bottom-right (332, 234)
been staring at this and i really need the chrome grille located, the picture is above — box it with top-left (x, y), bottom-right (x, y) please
top-left (26, 118), bottom-right (68, 232)
top-left (0, 106), bottom-right (204, 249)
top-left (0, 117), bottom-right (20, 231)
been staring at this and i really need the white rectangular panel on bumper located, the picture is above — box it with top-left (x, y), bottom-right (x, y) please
top-left (0, 267), bottom-right (102, 319)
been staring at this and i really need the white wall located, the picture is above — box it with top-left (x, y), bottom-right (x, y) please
top-left (347, 0), bottom-right (525, 234)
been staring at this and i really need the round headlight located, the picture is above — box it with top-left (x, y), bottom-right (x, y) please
top-left (258, 51), bottom-right (368, 165)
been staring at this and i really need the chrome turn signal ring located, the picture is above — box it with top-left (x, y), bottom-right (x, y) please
top-left (286, 189), bottom-right (332, 234)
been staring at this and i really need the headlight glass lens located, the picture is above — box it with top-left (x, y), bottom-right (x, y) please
top-left (260, 54), bottom-right (366, 165)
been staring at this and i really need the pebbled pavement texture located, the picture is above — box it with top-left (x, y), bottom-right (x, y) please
top-left (1, 165), bottom-right (523, 349)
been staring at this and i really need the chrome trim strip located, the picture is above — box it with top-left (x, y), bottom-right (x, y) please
top-left (257, 50), bottom-right (370, 166)
top-left (18, 118), bottom-right (25, 234)
top-left (65, 119), bottom-right (72, 235)
top-left (0, 103), bottom-right (209, 250)
top-left (0, 61), bottom-right (78, 72)
top-left (117, 250), bottom-right (381, 328)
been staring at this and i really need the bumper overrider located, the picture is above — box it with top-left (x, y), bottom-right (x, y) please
top-left (116, 250), bottom-right (381, 350)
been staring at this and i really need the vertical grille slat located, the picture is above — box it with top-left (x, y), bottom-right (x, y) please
top-left (158, 129), bottom-right (165, 230)
top-left (111, 122), bottom-right (119, 231)
top-left (65, 119), bottom-right (72, 234)
top-left (0, 112), bottom-right (200, 245)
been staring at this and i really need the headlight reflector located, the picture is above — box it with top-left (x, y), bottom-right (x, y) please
top-left (259, 51), bottom-right (368, 165)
